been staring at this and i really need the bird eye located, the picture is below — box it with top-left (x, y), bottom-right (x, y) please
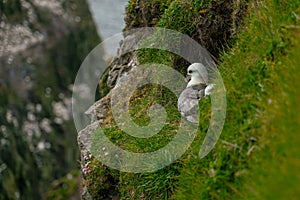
top-left (188, 70), bottom-right (193, 73)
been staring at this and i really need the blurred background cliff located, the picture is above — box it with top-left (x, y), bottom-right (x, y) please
top-left (0, 0), bottom-right (126, 199)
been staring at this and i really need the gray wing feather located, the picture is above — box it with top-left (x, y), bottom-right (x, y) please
top-left (178, 85), bottom-right (206, 123)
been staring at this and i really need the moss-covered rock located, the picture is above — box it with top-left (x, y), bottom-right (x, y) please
top-left (125, 0), bottom-right (248, 58)
top-left (124, 0), bottom-right (173, 30)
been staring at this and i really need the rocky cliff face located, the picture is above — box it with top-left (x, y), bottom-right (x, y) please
top-left (77, 0), bottom-right (248, 199)
top-left (76, 0), bottom-right (300, 199)
top-left (0, 0), bottom-right (100, 199)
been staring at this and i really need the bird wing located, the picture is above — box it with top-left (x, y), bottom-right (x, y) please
top-left (178, 85), bottom-right (206, 123)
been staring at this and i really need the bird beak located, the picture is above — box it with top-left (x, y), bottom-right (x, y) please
top-left (185, 75), bottom-right (191, 83)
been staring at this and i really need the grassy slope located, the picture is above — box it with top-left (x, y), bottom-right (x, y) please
top-left (86, 0), bottom-right (300, 199)
top-left (176, 0), bottom-right (300, 199)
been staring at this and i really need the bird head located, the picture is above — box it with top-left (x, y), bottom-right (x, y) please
top-left (186, 63), bottom-right (208, 87)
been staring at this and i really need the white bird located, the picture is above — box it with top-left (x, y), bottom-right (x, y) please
top-left (178, 63), bottom-right (215, 123)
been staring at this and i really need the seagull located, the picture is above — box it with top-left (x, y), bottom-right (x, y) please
top-left (178, 63), bottom-right (215, 123)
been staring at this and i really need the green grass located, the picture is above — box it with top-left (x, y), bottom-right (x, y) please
top-left (87, 84), bottom-right (183, 199)
top-left (239, 20), bottom-right (300, 200)
top-left (175, 0), bottom-right (300, 199)
top-left (85, 0), bottom-right (300, 199)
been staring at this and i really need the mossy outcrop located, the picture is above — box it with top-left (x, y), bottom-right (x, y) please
top-left (78, 0), bottom-right (250, 199)
top-left (125, 0), bottom-right (248, 58)
top-left (79, 0), bottom-right (300, 199)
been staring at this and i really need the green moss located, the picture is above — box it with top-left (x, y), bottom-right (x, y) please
top-left (82, 157), bottom-right (119, 199)
top-left (98, 68), bottom-right (110, 98)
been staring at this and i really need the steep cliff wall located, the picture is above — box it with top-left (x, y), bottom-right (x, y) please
top-left (0, 0), bottom-right (100, 199)
top-left (78, 0), bottom-right (300, 199)
top-left (78, 0), bottom-right (249, 199)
